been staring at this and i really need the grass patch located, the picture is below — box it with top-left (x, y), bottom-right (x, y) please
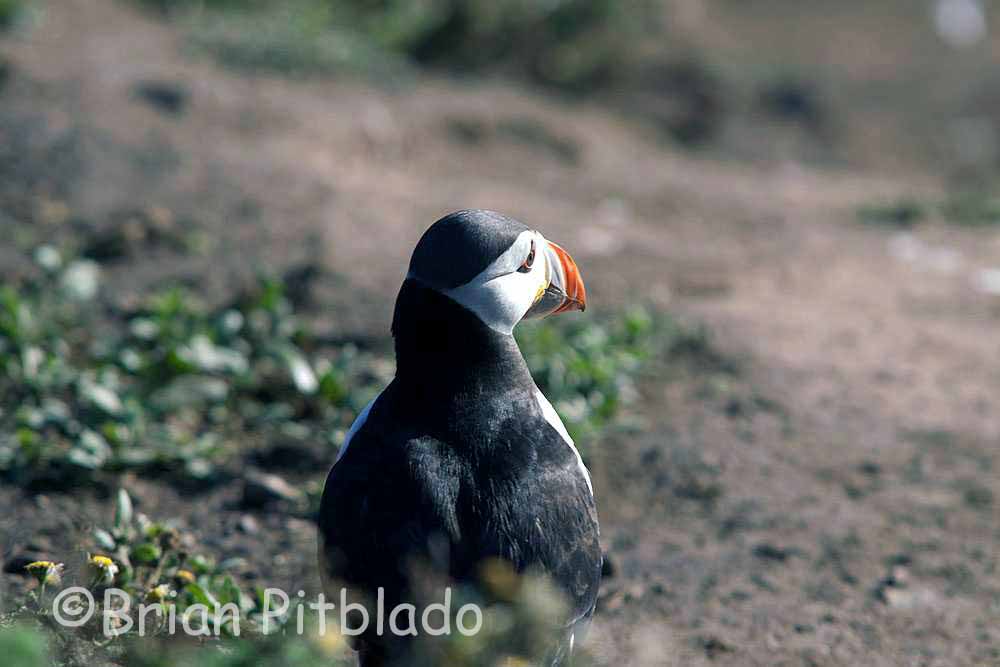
top-left (0, 247), bottom-right (388, 486)
top-left (332, 0), bottom-right (653, 91)
top-left (929, 562), bottom-right (978, 597)
top-left (940, 192), bottom-right (1000, 227)
top-left (957, 479), bottom-right (994, 512)
top-left (857, 193), bottom-right (1000, 229)
top-left (856, 199), bottom-right (925, 228)
top-left (133, 0), bottom-right (657, 92)
top-left (1, 245), bottom-right (675, 485)
top-left (184, 2), bottom-right (400, 77)
top-left (517, 306), bottom-right (692, 443)
top-left (1, 488), bottom-right (350, 666)
top-left (0, 0), bottom-right (25, 30)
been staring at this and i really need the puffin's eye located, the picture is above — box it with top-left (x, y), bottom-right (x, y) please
top-left (517, 240), bottom-right (536, 273)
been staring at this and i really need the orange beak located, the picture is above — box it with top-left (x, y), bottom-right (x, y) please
top-left (523, 239), bottom-right (587, 319)
top-left (547, 241), bottom-right (587, 313)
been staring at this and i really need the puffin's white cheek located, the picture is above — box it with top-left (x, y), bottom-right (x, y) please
top-left (442, 229), bottom-right (548, 334)
top-left (485, 272), bottom-right (538, 330)
top-left (444, 271), bottom-right (536, 334)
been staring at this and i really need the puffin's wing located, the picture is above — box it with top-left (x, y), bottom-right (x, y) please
top-left (318, 390), bottom-right (464, 600)
top-left (318, 410), bottom-right (468, 667)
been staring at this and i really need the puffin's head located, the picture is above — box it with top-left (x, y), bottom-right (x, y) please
top-left (406, 209), bottom-right (587, 334)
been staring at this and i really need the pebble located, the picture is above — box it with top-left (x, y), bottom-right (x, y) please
top-left (237, 515), bottom-right (259, 534)
top-left (242, 471), bottom-right (302, 508)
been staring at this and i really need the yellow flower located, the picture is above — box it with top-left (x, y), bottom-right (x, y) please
top-left (87, 554), bottom-right (119, 585)
top-left (25, 561), bottom-right (64, 586)
top-left (175, 569), bottom-right (195, 584)
top-left (25, 560), bottom-right (56, 574)
top-left (145, 584), bottom-right (171, 603)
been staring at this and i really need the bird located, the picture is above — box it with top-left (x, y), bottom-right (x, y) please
top-left (318, 209), bottom-right (601, 666)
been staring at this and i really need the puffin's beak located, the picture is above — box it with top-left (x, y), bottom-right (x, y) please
top-left (524, 240), bottom-right (587, 319)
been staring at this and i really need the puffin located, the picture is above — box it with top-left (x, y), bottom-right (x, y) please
top-left (319, 209), bottom-right (601, 666)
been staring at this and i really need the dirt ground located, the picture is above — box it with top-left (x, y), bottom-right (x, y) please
top-left (1, 1), bottom-right (999, 665)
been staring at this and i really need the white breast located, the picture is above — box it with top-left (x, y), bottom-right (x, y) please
top-left (533, 388), bottom-right (593, 496)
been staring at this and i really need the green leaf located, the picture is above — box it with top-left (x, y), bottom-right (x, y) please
top-left (216, 575), bottom-right (243, 607)
top-left (69, 430), bottom-right (111, 469)
top-left (132, 542), bottom-right (162, 564)
top-left (93, 528), bottom-right (116, 551)
top-left (114, 488), bottom-right (134, 530)
top-left (128, 317), bottom-right (160, 341)
top-left (185, 582), bottom-right (220, 609)
top-left (178, 334), bottom-right (249, 375)
top-left (78, 376), bottom-right (124, 416)
top-left (188, 554), bottom-right (213, 575)
top-left (282, 347), bottom-right (318, 395)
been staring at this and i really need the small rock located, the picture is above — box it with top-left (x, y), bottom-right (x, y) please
top-left (697, 634), bottom-right (734, 659)
top-left (242, 471), bottom-right (302, 508)
top-left (237, 515), bottom-right (259, 535)
top-left (648, 581), bottom-right (667, 596)
top-left (973, 268), bottom-right (1000, 296)
top-left (883, 586), bottom-right (939, 609)
top-left (134, 80), bottom-right (189, 116)
top-left (873, 564), bottom-right (914, 605)
top-left (890, 565), bottom-right (911, 587)
top-left (857, 461), bottom-right (881, 476)
top-left (753, 543), bottom-right (792, 562)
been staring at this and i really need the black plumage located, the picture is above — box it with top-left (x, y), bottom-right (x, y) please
top-left (405, 209), bottom-right (528, 289)
top-left (319, 212), bottom-right (601, 666)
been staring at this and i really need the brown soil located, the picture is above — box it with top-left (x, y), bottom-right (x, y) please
top-left (2, 1), bottom-right (998, 665)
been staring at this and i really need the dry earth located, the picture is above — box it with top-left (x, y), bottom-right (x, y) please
top-left (1, 1), bottom-right (998, 665)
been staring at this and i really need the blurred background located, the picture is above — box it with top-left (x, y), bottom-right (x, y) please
top-left (0, 1), bottom-right (999, 665)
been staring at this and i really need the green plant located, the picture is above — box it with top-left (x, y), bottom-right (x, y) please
top-left (0, 247), bottom-right (388, 484)
top-left (133, 0), bottom-right (656, 92)
top-left (2, 490), bottom-right (592, 667)
top-left (0, 0), bottom-right (25, 30)
top-left (330, 0), bottom-right (654, 91)
top-left (517, 306), bottom-right (682, 443)
top-left (941, 191), bottom-right (1000, 227)
top-left (856, 199), bottom-right (926, 228)
top-left (0, 489), bottom-right (356, 666)
top-left (185, 1), bottom-right (398, 76)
